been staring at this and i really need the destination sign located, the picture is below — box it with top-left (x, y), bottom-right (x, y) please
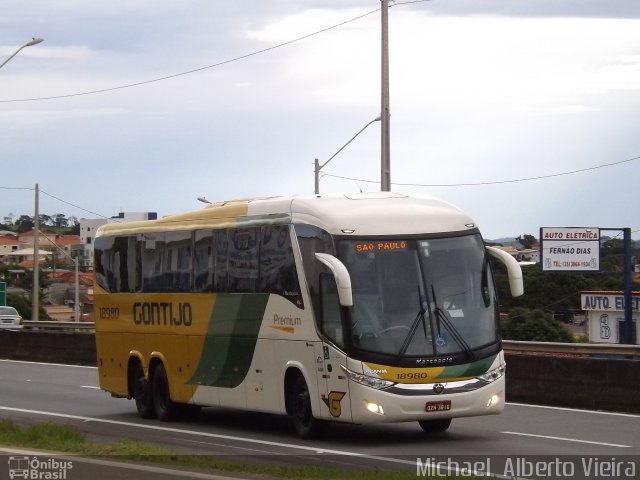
top-left (355, 241), bottom-right (408, 253)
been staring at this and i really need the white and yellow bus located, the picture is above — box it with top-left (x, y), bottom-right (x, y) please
top-left (94, 192), bottom-right (523, 438)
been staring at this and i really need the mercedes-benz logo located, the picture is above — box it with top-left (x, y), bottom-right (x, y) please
top-left (433, 383), bottom-right (445, 394)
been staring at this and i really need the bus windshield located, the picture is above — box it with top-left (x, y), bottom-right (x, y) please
top-left (336, 234), bottom-right (498, 359)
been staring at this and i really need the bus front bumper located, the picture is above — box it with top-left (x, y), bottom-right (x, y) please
top-left (348, 375), bottom-right (505, 424)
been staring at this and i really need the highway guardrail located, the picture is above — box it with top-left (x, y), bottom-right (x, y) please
top-left (23, 320), bottom-right (95, 331)
top-left (503, 340), bottom-right (640, 357)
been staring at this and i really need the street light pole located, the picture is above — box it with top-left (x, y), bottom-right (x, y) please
top-left (0, 37), bottom-right (44, 70)
top-left (314, 116), bottom-right (381, 195)
top-left (381, 0), bottom-right (391, 191)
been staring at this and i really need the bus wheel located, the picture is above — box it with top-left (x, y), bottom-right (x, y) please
top-left (418, 418), bottom-right (452, 433)
top-left (132, 362), bottom-right (155, 419)
top-left (152, 363), bottom-right (177, 421)
top-left (290, 375), bottom-right (328, 439)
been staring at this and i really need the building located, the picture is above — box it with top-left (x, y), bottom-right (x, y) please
top-left (580, 290), bottom-right (639, 344)
top-left (493, 246), bottom-right (540, 265)
top-left (0, 235), bottom-right (25, 264)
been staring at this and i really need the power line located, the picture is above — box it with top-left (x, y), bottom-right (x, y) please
top-left (0, 186), bottom-right (33, 191)
top-left (0, 7), bottom-right (381, 104)
top-left (323, 154), bottom-right (640, 187)
top-left (39, 189), bottom-right (115, 220)
top-left (0, 186), bottom-right (116, 221)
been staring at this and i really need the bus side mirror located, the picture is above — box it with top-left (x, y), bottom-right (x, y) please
top-left (486, 246), bottom-right (524, 297)
top-left (314, 253), bottom-right (353, 306)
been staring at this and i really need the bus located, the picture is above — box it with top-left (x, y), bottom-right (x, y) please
top-left (94, 192), bottom-right (523, 438)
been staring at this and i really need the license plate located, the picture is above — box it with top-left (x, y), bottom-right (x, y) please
top-left (425, 400), bottom-right (451, 412)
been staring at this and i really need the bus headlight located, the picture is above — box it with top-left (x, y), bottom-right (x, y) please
top-left (341, 365), bottom-right (396, 390)
top-left (477, 364), bottom-right (505, 383)
top-left (486, 393), bottom-right (502, 408)
top-left (365, 401), bottom-right (385, 415)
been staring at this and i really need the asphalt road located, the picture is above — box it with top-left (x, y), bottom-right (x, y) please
top-left (1, 359), bottom-right (639, 479)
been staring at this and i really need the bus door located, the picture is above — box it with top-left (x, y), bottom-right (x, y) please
top-left (316, 273), bottom-right (352, 421)
top-left (315, 342), bottom-right (351, 422)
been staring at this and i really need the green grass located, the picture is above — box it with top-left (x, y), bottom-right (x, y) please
top-left (0, 420), bottom-right (478, 480)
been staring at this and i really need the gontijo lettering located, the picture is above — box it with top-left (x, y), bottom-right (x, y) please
top-left (133, 302), bottom-right (193, 326)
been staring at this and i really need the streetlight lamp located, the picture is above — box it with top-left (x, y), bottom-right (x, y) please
top-left (0, 37), bottom-right (44, 70)
top-left (314, 116), bottom-right (381, 195)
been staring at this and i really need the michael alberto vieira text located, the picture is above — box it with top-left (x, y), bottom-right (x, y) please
top-left (416, 457), bottom-right (637, 478)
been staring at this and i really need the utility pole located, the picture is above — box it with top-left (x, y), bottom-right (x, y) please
top-left (32, 183), bottom-right (39, 321)
top-left (622, 228), bottom-right (633, 344)
top-left (381, 0), bottom-right (391, 191)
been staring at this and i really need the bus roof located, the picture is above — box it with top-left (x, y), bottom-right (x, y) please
top-left (96, 192), bottom-right (478, 237)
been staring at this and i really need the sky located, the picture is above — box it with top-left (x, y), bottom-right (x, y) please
top-left (1, 0), bottom-right (639, 240)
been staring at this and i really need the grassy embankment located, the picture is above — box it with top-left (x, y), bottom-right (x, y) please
top-left (0, 420), bottom-right (479, 480)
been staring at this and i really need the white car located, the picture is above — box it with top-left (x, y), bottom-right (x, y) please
top-left (0, 306), bottom-right (24, 330)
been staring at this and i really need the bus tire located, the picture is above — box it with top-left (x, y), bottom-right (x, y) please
top-left (152, 363), bottom-right (178, 421)
top-left (418, 418), bottom-right (452, 433)
top-left (290, 375), bottom-right (328, 439)
top-left (132, 361), bottom-right (155, 419)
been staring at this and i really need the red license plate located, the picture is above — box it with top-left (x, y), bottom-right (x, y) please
top-left (425, 400), bottom-right (451, 412)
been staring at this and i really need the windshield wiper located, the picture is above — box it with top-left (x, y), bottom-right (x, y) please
top-left (431, 285), bottom-right (475, 361)
top-left (396, 287), bottom-right (430, 361)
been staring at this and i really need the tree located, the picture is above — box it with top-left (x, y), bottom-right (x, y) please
top-left (52, 214), bottom-right (69, 228)
top-left (15, 215), bottom-right (34, 233)
top-left (492, 261), bottom-right (638, 314)
top-left (67, 216), bottom-right (80, 235)
top-left (516, 234), bottom-right (537, 249)
top-left (502, 307), bottom-right (574, 342)
top-left (39, 214), bottom-right (53, 227)
top-left (6, 293), bottom-right (52, 321)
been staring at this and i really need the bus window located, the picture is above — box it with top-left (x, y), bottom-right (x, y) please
top-left (214, 229), bottom-right (229, 292)
top-left (94, 236), bottom-right (113, 292)
top-left (165, 231), bottom-right (192, 292)
top-left (128, 235), bottom-right (142, 292)
top-left (260, 225), bottom-right (302, 306)
top-left (320, 273), bottom-right (344, 347)
top-left (142, 233), bottom-right (165, 292)
top-left (194, 230), bottom-right (213, 292)
top-left (229, 227), bottom-right (259, 293)
top-left (105, 236), bottom-right (138, 293)
top-left (295, 224), bottom-right (334, 326)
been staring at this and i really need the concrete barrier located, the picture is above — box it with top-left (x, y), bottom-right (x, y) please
top-left (0, 330), bottom-right (96, 366)
top-left (505, 353), bottom-right (640, 414)
top-left (1, 331), bottom-right (638, 414)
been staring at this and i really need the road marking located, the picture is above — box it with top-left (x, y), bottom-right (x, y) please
top-left (502, 431), bottom-right (631, 448)
top-left (507, 402), bottom-right (640, 419)
top-left (0, 406), bottom-right (416, 467)
top-left (0, 359), bottom-right (96, 369)
top-left (183, 439), bottom-right (282, 456)
top-left (81, 386), bottom-right (101, 389)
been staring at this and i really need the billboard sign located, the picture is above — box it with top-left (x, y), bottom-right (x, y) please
top-left (540, 227), bottom-right (600, 271)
